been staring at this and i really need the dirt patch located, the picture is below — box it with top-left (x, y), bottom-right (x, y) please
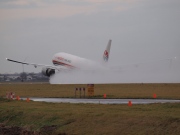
top-left (0, 123), bottom-right (64, 135)
top-left (0, 123), bottom-right (40, 135)
top-left (40, 125), bottom-right (58, 135)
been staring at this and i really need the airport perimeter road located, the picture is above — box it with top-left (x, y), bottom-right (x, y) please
top-left (23, 98), bottom-right (180, 104)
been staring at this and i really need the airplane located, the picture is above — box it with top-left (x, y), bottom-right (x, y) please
top-left (6, 40), bottom-right (112, 77)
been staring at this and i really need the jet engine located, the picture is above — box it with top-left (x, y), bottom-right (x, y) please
top-left (42, 67), bottom-right (55, 77)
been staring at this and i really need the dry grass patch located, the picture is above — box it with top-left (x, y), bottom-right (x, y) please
top-left (0, 83), bottom-right (180, 99)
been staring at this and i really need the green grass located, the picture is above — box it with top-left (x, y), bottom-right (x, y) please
top-left (0, 98), bottom-right (180, 135)
top-left (0, 83), bottom-right (180, 134)
top-left (0, 83), bottom-right (180, 99)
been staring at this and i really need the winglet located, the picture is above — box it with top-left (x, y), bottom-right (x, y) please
top-left (103, 39), bottom-right (112, 62)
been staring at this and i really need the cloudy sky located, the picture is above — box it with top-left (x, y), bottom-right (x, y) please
top-left (0, 0), bottom-right (180, 82)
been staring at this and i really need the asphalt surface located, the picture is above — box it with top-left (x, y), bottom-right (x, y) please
top-left (24, 98), bottom-right (180, 104)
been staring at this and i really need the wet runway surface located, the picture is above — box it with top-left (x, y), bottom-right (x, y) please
top-left (26, 98), bottom-right (180, 104)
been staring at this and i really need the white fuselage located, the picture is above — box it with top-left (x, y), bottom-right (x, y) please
top-left (52, 52), bottom-right (104, 70)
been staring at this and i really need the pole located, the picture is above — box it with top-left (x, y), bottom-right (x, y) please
top-left (79, 88), bottom-right (81, 98)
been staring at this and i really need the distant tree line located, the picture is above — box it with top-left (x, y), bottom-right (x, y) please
top-left (0, 72), bottom-right (49, 82)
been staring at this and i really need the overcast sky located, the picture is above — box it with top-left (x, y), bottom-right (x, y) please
top-left (0, 0), bottom-right (180, 82)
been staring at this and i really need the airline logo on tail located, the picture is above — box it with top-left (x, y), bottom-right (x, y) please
top-left (103, 50), bottom-right (109, 61)
top-left (103, 39), bottom-right (112, 62)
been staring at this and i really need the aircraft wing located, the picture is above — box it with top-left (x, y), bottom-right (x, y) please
top-left (6, 58), bottom-right (67, 71)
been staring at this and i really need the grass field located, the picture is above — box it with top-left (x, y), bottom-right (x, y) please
top-left (0, 83), bottom-right (180, 134)
top-left (0, 98), bottom-right (180, 135)
top-left (0, 83), bottom-right (180, 99)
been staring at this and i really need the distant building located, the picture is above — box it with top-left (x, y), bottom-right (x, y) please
top-left (0, 76), bottom-right (4, 80)
top-left (26, 75), bottom-right (33, 80)
top-left (7, 75), bottom-right (20, 80)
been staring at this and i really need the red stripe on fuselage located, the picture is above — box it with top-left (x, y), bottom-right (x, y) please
top-left (52, 60), bottom-right (75, 68)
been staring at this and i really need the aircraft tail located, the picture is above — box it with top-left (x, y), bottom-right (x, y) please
top-left (103, 39), bottom-right (112, 62)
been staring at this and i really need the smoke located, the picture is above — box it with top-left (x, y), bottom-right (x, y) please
top-left (50, 58), bottom-right (180, 84)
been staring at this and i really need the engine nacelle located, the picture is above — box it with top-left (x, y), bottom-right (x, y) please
top-left (42, 67), bottom-right (55, 77)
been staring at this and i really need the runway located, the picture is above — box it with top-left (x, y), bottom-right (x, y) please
top-left (26, 98), bottom-right (180, 104)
